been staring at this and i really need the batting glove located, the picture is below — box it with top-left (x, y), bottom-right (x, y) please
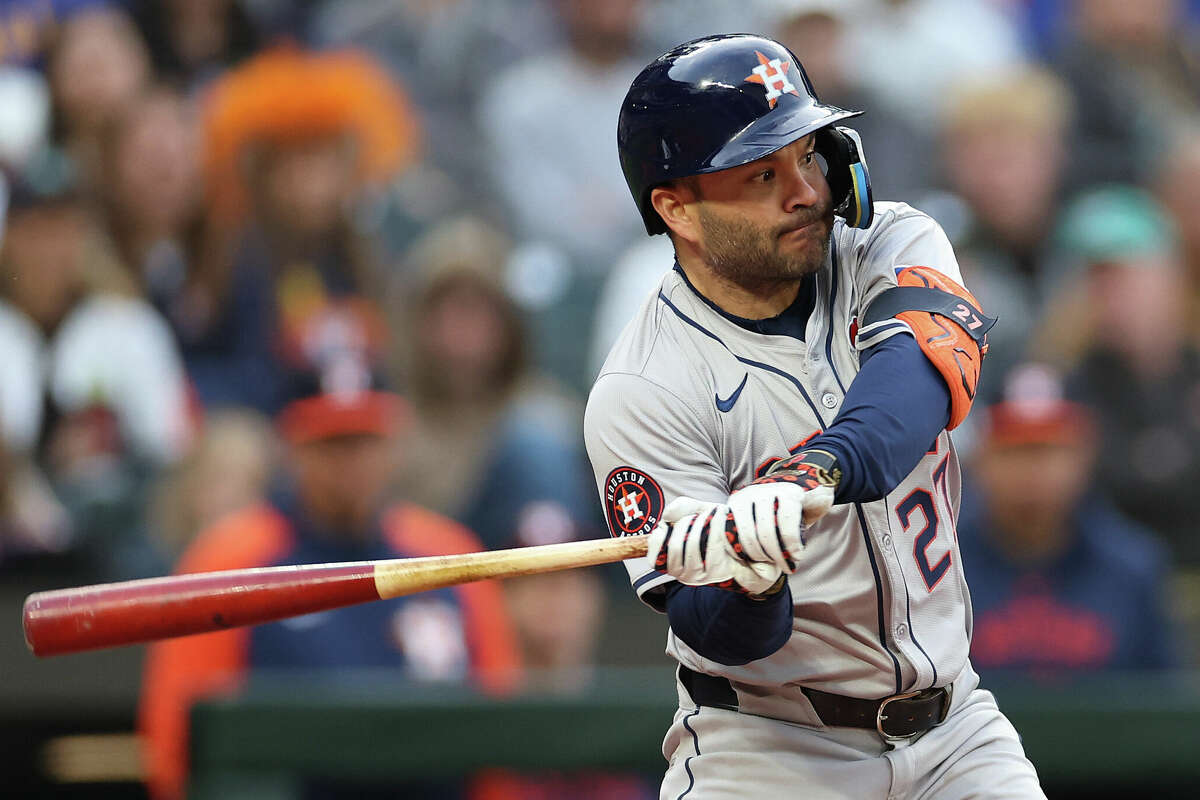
top-left (723, 447), bottom-right (840, 572)
top-left (747, 447), bottom-right (839, 521)
top-left (725, 483), bottom-right (809, 574)
top-left (647, 497), bottom-right (782, 596)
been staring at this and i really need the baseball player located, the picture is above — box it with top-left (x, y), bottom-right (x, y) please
top-left (585, 34), bottom-right (1045, 798)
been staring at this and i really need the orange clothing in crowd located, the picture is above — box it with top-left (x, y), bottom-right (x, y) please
top-left (139, 501), bottom-right (520, 799)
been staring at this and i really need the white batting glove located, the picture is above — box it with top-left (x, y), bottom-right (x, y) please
top-left (725, 481), bottom-right (831, 573)
top-left (647, 496), bottom-right (782, 596)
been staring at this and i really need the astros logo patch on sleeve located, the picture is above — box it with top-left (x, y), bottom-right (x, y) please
top-left (604, 467), bottom-right (664, 538)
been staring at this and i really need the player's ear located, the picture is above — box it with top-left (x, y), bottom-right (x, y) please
top-left (651, 183), bottom-right (701, 245)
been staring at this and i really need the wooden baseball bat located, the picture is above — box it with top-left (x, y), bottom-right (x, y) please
top-left (23, 534), bottom-right (650, 657)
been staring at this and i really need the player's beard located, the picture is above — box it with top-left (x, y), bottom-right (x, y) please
top-left (697, 201), bottom-right (834, 294)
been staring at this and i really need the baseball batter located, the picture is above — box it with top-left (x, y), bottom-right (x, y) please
top-left (585, 34), bottom-right (1045, 798)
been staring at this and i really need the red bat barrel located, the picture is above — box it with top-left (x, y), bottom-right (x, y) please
top-left (22, 534), bottom-right (651, 657)
top-left (23, 563), bottom-right (382, 657)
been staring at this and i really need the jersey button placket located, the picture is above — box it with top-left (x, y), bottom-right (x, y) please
top-left (820, 392), bottom-right (837, 409)
top-left (895, 623), bottom-right (908, 639)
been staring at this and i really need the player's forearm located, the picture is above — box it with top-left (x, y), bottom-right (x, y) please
top-left (663, 580), bottom-right (792, 666)
top-left (807, 334), bottom-right (951, 504)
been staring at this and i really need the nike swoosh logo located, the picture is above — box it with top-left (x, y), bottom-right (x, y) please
top-left (715, 373), bottom-right (749, 413)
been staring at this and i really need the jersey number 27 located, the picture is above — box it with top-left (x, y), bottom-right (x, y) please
top-left (895, 454), bottom-right (953, 591)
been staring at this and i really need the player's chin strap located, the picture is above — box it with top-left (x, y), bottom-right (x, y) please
top-left (817, 126), bottom-right (873, 230)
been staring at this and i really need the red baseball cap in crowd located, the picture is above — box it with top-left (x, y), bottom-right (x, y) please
top-left (277, 355), bottom-right (408, 445)
top-left (983, 364), bottom-right (1093, 448)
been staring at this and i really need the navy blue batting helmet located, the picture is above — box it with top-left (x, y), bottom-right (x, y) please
top-left (618, 33), bottom-right (873, 235)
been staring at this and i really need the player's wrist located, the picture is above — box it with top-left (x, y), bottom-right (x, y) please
top-left (753, 448), bottom-right (842, 491)
top-left (746, 574), bottom-right (788, 600)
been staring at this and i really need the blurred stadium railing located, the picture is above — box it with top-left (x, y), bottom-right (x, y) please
top-left (186, 670), bottom-right (1200, 800)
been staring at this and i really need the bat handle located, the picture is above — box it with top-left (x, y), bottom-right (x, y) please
top-left (373, 533), bottom-right (650, 597)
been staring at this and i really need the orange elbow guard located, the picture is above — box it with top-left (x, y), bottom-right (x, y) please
top-left (862, 266), bottom-right (995, 430)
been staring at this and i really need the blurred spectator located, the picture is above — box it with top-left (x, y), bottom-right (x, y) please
top-left (150, 408), bottom-right (275, 557)
top-left (139, 354), bottom-right (521, 800)
top-left (1020, 0), bottom-right (1200, 55)
top-left (1043, 187), bottom-right (1200, 565)
top-left (96, 86), bottom-right (208, 324)
top-left (1157, 133), bottom-right (1200, 662)
top-left (0, 66), bottom-right (51, 175)
top-left (479, 0), bottom-right (646, 274)
top-left (1156, 130), bottom-right (1200, 343)
top-left (298, 0), bottom-right (536, 271)
top-left (46, 6), bottom-right (151, 191)
top-left (846, 0), bottom-right (1027, 135)
top-left (588, 235), bottom-right (675, 378)
top-left (936, 67), bottom-right (1074, 393)
top-left (390, 218), bottom-right (648, 800)
top-left (0, 367), bottom-right (70, 561)
top-left (771, 0), bottom-right (931, 200)
top-left (185, 46), bottom-right (419, 413)
top-left (499, 506), bottom-right (605, 694)
top-left (478, 0), bottom-right (650, 387)
top-left (959, 364), bottom-right (1176, 677)
top-left (0, 0), bottom-right (106, 67)
top-left (504, 560), bottom-right (605, 692)
top-left (0, 436), bottom-right (10, 535)
top-left (1037, 184), bottom-right (1181, 361)
top-left (639, 0), bottom-right (775, 51)
top-left (0, 182), bottom-right (189, 577)
top-left (394, 217), bottom-right (598, 553)
top-left (1051, 0), bottom-right (1198, 190)
top-left (305, 0), bottom-right (559, 191)
top-left (478, 519), bottom-right (655, 800)
top-left (129, 0), bottom-right (263, 92)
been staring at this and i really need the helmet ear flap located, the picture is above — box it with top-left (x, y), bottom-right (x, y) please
top-left (816, 126), bottom-right (873, 229)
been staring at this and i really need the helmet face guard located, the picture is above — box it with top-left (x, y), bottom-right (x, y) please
top-left (618, 34), bottom-right (874, 234)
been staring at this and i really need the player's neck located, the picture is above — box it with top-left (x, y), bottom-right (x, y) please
top-left (676, 255), bottom-right (802, 320)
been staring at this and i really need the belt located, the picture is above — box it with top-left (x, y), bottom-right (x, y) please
top-left (678, 665), bottom-right (952, 742)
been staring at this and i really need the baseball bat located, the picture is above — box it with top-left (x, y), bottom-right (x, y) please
top-left (23, 534), bottom-right (649, 657)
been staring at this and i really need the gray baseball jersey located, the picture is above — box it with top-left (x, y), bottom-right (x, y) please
top-left (585, 202), bottom-right (975, 720)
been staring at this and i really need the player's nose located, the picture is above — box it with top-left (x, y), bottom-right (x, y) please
top-left (781, 163), bottom-right (822, 213)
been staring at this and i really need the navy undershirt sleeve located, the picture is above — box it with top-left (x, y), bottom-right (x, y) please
top-left (663, 580), bottom-right (793, 665)
top-left (807, 332), bottom-right (951, 504)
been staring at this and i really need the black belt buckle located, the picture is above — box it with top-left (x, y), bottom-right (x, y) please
top-left (875, 684), bottom-right (952, 742)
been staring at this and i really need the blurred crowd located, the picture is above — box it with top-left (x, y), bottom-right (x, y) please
top-left (1, 0), bottom-right (1199, 796)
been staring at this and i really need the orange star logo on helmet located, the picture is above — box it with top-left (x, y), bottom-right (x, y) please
top-left (745, 50), bottom-right (800, 109)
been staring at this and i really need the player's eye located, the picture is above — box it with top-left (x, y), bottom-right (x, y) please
top-left (802, 151), bottom-right (817, 167)
top-left (756, 168), bottom-right (774, 183)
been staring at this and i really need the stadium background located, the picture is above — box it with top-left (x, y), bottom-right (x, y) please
top-left (2, 0), bottom-right (1200, 797)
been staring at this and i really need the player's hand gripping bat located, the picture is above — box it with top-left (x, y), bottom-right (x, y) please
top-left (23, 534), bottom-right (650, 657)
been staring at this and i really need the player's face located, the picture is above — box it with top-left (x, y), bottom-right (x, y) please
top-left (692, 136), bottom-right (834, 288)
top-left (292, 433), bottom-right (397, 535)
top-left (977, 439), bottom-right (1092, 542)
